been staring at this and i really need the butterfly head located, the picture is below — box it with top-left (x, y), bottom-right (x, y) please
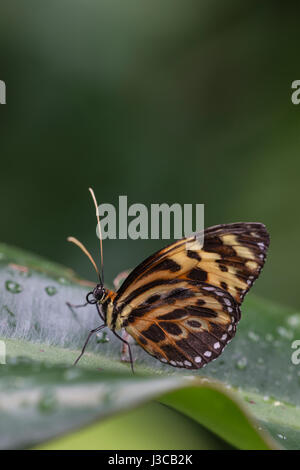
top-left (86, 283), bottom-right (106, 304)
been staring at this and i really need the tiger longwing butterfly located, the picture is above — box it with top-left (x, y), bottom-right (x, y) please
top-left (67, 189), bottom-right (269, 372)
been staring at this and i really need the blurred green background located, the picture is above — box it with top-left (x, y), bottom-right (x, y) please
top-left (1, 0), bottom-right (300, 309)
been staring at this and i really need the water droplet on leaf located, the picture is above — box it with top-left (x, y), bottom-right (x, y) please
top-left (248, 331), bottom-right (259, 342)
top-left (287, 314), bottom-right (300, 328)
top-left (5, 280), bottom-right (23, 294)
top-left (57, 277), bottom-right (70, 285)
top-left (265, 333), bottom-right (274, 342)
top-left (96, 331), bottom-right (110, 344)
top-left (277, 326), bottom-right (293, 340)
top-left (45, 286), bottom-right (57, 296)
top-left (236, 357), bottom-right (248, 370)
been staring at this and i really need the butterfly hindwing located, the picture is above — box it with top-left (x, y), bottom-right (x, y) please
top-left (124, 280), bottom-right (240, 368)
top-left (107, 222), bottom-right (269, 369)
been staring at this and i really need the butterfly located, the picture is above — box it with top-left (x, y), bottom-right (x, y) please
top-left (67, 188), bottom-right (270, 371)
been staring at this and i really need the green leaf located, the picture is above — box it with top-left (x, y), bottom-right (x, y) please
top-left (35, 401), bottom-right (234, 450)
top-left (0, 243), bottom-right (296, 449)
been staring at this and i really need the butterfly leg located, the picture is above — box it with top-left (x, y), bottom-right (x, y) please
top-left (74, 324), bottom-right (106, 366)
top-left (95, 302), bottom-right (105, 322)
top-left (120, 330), bottom-right (131, 362)
top-left (66, 301), bottom-right (89, 325)
top-left (113, 330), bottom-right (135, 374)
top-left (66, 301), bottom-right (88, 309)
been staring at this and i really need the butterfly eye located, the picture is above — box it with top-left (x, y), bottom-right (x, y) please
top-left (92, 285), bottom-right (106, 302)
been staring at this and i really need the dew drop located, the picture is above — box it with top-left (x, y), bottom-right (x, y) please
top-left (265, 333), bottom-right (274, 342)
top-left (96, 331), bottom-right (110, 344)
top-left (287, 314), bottom-right (300, 328)
top-left (45, 286), bottom-right (57, 296)
top-left (5, 280), bottom-right (23, 294)
top-left (277, 326), bottom-right (293, 340)
top-left (57, 277), bottom-right (70, 285)
top-left (236, 357), bottom-right (248, 370)
top-left (248, 331), bottom-right (259, 342)
top-left (257, 357), bottom-right (264, 365)
top-left (277, 433), bottom-right (287, 440)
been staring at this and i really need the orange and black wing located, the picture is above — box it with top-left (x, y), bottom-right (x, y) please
top-left (124, 279), bottom-right (240, 368)
top-left (110, 222), bottom-right (269, 368)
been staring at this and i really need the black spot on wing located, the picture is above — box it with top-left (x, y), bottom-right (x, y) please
top-left (145, 294), bottom-right (161, 304)
top-left (187, 320), bottom-right (202, 328)
top-left (160, 344), bottom-right (187, 362)
top-left (138, 335), bottom-right (148, 345)
top-left (159, 321), bottom-right (182, 336)
top-left (175, 338), bottom-right (204, 364)
top-left (158, 309), bottom-right (187, 320)
top-left (165, 288), bottom-right (194, 301)
top-left (142, 324), bottom-right (166, 343)
top-left (148, 258), bottom-right (181, 274)
top-left (187, 267), bottom-right (207, 282)
top-left (118, 278), bottom-right (182, 308)
top-left (219, 264), bottom-right (228, 272)
top-left (187, 250), bottom-right (201, 261)
top-left (186, 306), bottom-right (217, 318)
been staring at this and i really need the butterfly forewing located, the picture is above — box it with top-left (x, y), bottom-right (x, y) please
top-left (109, 222), bottom-right (269, 369)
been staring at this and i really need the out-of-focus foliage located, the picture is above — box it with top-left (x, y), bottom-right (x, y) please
top-left (0, 1), bottom-right (300, 309)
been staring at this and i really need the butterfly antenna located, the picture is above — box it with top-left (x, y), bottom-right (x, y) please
top-left (67, 236), bottom-right (101, 283)
top-left (88, 187), bottom-right (104, 285)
